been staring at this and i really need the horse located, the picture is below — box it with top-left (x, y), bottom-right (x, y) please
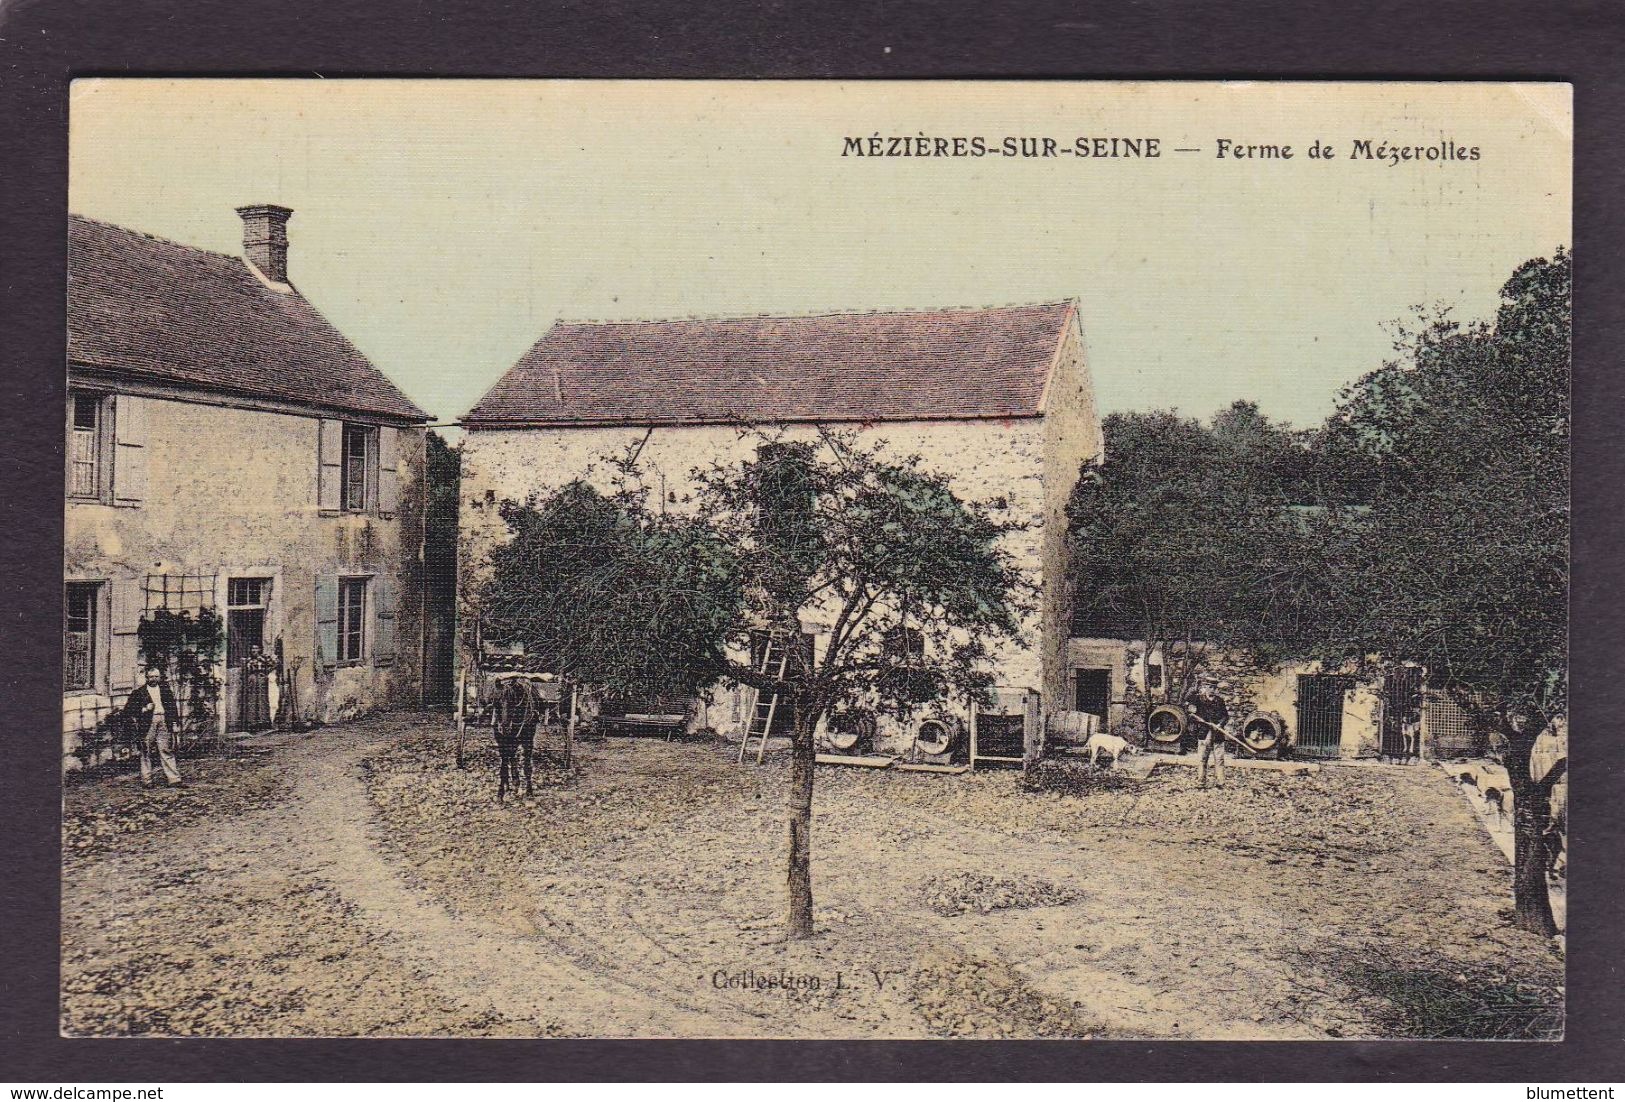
top-left (489, 676), bottom-right (539, 802)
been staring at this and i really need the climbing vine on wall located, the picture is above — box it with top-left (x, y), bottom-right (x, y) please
top-left (136, 608), bottom-right (226, 742)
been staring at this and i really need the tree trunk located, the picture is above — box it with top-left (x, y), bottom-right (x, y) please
top-left (786, 708), bottom-right (817, 940)
top-left (1502, 733), bottom-right (1557, 937)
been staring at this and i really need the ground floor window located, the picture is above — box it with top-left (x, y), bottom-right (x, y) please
top-left (64, 582), bottom-right (100, 690)
top-left (338, 577), bottom-right (367, 663)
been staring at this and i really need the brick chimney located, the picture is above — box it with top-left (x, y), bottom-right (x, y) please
top-left (235, 204), bottom-right (294, 283)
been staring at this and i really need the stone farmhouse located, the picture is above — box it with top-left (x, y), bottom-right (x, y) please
top-left (458, 302), bottom-right (1103, 758)
top-left (64, 206), bottom-right (431, 769)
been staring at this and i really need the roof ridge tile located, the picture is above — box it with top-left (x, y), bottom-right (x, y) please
top-left (464, 301), bottom-right (1077, 427)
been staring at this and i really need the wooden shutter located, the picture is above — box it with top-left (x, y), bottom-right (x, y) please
top-left (109, 576), bottom-right (143, 691)
top-left (317, 419), bottom-right (343, 514)
top-left (377, 427), bottom-right (400, 518)
top-left (111, 395), bottom-right (147, 506)
top-left (314, 574), bottom-right (339, 670)
top-left (372, 574), bottom-right (397, 664)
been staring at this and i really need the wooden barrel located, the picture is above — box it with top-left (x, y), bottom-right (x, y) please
top-left (1146, 704), bottom-right (1187, 745)
top-left (1239, 711), bottom-right (1285, 755)
top-left (826, 708), bottom-right (876, 752)
top-left (914, 714), bottom-right (962, 756)
top-left (1049, 709), bottom-right (1099, 747)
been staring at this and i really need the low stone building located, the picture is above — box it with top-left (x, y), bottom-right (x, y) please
top-left (459, 302), bottom-right (1103, 756)
top-left (64, 206), bottom-right (431, 769)
top-left (1064, 629), bottom-right (1492, 762)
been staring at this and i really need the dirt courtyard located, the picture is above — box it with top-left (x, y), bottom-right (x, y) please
top-left (61, 712), bottom-right (1563, 1039)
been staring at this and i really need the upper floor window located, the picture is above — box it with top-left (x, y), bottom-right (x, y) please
top-left (67, 391), bottom-right (146, 507)
top-left (319, 419), bottom-right (398, 518)
top-left (342, 423), bottom-right (377, 513)
top-left (67, 393), bottom-right (107, 499)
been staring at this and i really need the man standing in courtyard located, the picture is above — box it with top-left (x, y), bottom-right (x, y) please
top-left (122, 667), bottom-right (184, 788)
top-left (1185, 675), bottom-right (1230, 788)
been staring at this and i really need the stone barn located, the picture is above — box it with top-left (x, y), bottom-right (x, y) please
top-left (459, 302), bottom-right (1103, 757)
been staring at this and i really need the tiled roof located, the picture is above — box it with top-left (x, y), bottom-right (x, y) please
top-left (462, 302), bottom-right (1077, 427)
top-left (68, 215), bottom-right (429, 422)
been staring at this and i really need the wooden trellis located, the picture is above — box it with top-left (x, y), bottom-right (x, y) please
top-left (138, 572), bottom-right (225, 755)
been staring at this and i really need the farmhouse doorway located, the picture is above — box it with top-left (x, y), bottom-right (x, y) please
top-left (1073, 667), bottom-right (1111, 726)
top-left (226, 577), bottom-right (272, 731)
top-left (1295, 674), bottom-right (1350, 759)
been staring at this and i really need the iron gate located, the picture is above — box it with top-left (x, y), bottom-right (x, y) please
top-left (1295, 674), bottom-right (1350, 759)
top-left (1380, 667), bottom-right (1424, 758)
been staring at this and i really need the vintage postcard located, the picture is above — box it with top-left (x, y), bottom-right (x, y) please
top-left (62, 79), bottom-right (1570, 1040)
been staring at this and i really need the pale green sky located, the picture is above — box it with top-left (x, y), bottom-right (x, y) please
top-left (69, 80), bottom-right (1570, 430)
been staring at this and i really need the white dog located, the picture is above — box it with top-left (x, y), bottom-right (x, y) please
top-left (1083, 732), bottom-right (1132, 767)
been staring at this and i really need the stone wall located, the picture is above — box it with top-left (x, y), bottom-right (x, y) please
top-left (1038, 323), bottom-right (1104, 708)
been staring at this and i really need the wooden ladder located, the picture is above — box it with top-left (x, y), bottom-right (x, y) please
top-left (738, 635), bottom-right (790, 765)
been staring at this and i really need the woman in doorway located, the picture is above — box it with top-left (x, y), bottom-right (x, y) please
top-left (242, 645), bottom-right (276, 730)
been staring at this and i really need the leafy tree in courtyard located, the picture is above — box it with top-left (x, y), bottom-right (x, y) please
top-left (1067, 253), bottom-right (1569, 936)
top-left (1310, 250), bottom-right (1570, 935)
top-left (478, 431), bottom-right (1029, 940)
top-left (692, 432), bottom-right (1030, 938)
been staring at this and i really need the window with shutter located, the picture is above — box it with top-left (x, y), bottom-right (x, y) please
top-left (317, 420), bottom-right (344, 513)
top-left (377, 427), bottom-right (400, 518)
top-left (64, 583), bottom-right (100, 690)
top-left (372, 574), bottom-right (397, 664)
top-left (67, 394), bottom-right (109, 501)
top-left (108, 577), bottom-right (143, 692)
top-left (111, 394), bottom-right (147, 507)
top-left (338, 577), bottom-right (368, 664)
top-left (314, 574), bottom-right (340, 669)
top-left (343, 425), bottom-right (367, 512)
top-left (336, 424), bottom-right (381, 514)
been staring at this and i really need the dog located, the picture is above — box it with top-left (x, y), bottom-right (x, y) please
top-left (1542, 821), bottom-right (1566, 878)
top-left (1482, 785), bottom-right (1507, 823)
top-left (1083, 732), bottom-right (1132, 768)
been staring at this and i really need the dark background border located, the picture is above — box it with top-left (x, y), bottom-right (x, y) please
top-left (3, 0), bottom-right (1621, 1083)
